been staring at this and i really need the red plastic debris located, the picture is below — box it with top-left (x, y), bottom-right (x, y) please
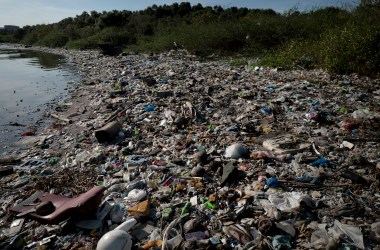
top-left (21, 131), bottom-right (34, 136)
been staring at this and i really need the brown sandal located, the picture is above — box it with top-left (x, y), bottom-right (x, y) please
top-left (10, 186), bottom-right (106, 223)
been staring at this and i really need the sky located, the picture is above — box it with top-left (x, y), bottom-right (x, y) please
top-left (0, 0), bottom-right (358, 27)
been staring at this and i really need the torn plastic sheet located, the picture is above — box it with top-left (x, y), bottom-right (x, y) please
top-left (330, 220), bottom-right (364, 250)
top-left (268, 192), bottom-right (315, 213)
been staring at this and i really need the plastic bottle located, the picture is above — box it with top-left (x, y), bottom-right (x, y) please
top-left (181, 201), bottom-right (192, 215)
top-left (96, 218), bottom-right (137, 250)
top-left (126, 179), bottom-right (147, 192)
top-left (110, 204), bottom-right (124, 223)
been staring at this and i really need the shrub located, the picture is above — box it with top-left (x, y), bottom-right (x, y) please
top-left (4, 2), bottom-right (380, 75)
top-left (260, 40), bottom-right (319, 69)
top-left (66, 27), bottom-right (132, 50)
top-left (65, 37), bottom-right (100, 49)
top-left (36, 31), bottom-right (69, 48)
top-left (318, 23), bottom-right (379, 75)
top-left (131, 21), bottom-right (247, 56)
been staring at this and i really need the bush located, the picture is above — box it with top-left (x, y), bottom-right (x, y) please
top-left (36, 31), bottom-right (69, 48)
top-left (4, 2), bottom-right (380, 75)
top-left (20, 32), bottom-right (39, 45)
top-left (0, 33), bottom-right (18, 43)
top-left (66, 27), bottom-right (132, 50)
top-left (261, 22), bottom-right (379, 75)
top-left (318, 23), bottom-right (380, 75)
top-left (65, 37), bottom-right (100, 49)
top-left (131, 21), bottom-right (247, 56)
top-left (260, 40), bottom-right (319, 69)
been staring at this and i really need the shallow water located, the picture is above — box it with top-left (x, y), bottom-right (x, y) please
top-left (0, 44), bottom-right (79, 153)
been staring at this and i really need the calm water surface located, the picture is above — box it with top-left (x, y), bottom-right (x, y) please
top-left (0, 44), bottom-right (79, 153)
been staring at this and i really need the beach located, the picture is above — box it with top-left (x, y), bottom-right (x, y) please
top-left (1, 45), bottom-right (379, 249)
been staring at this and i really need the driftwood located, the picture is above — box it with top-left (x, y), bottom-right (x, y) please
top-left (50, 113), bottom-right (72, 124)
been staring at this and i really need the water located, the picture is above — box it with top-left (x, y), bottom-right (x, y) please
top-left (0, 44), bottom-right (79, 153)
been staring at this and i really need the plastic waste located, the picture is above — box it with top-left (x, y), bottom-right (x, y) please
top-left (275, 221), bottom-right (296, 237)
top-left (95, 120), bottom-right (122, 143)
top-left (110, 204), bottom-right (124, 223)
top-left (126, 189), bottom-right (147, 201)
top-left (265, 86), bottom-right (276, 92)
top-left (38, 168), bottom-right (54, 176)
top-left (263, 135), bottom-right (310, 154)
top-left (258, 199), bottom-right (281, 220)
top-left (225, 143), bottom-right (248, 158)
top-left (265, 177), bottom-right (283, 189)
top-left (268, 192), bottom-right (315, 212)
top-left (305, 107), bottom-right (319, 122)
top-left (181, 201), bottom-right (192, 216)
top-left (310, 157), bottom-right (330, 167)
top-left (75, 151), bottom-right (91, 164)
top-left (96, 218), bottom-right (137, 250)
top-left (21, 131), bottom-right (34, 136)
top-left (309, 229), bottom-right (331, 249)
top-left (65, 157), bottom-right (77, 167)
top-left (3, 44), bottom-right (380, 250)
top-left (144, 105), bottom-right (156, 112)
top-left (126, 155), bottom-right (149, 165)
top-left (96, 230), bottom-right (132, 250)
top-left (330, 220), bottom-right (364, 249)
top-left (261, 107), bottom-right (272, 115)
top-left (166, 228), bottom-right (183, 249)
top-left (371, 222), bottom-right (380, 239)
top-left (351, 109), bottom-right (377, 119)
top-left (47, 157), bottom-right (60, 165)
top-left (272, 235), bottom-right (291, 250)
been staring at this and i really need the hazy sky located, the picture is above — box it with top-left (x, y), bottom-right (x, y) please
top-left (0, 0), bottom-right (358, 27)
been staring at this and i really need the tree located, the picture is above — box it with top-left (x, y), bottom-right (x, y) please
top-left (98, 10), bottom-right (127, 28)
top-left (359, 0), bottom-right (380, 7)
top-left (192, 3), bottom-right (203, 12)
top-left (178, 2), bottom-right (191, 16)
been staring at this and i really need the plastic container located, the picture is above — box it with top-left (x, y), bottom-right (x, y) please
top-left (96, 218), bottom-right (137, 250)
top-left (225, 143), bottom-right (248, 159)
top-left (95, 121), bottom-right (122, 143)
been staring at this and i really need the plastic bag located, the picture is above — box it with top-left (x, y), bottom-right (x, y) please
top-left (330, 220), bottom-right (364, 249)
top-left (309, 229), bottom-right (330, 249)
top-left (268, 192), bottom-right (314, 212)
top-left (126, 189), bottom-right (147, 201)
top-left (371, 222), bottom-right (380, 239)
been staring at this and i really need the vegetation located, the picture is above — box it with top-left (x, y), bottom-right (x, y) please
top-left (0, 0), bottom-right (379, 75)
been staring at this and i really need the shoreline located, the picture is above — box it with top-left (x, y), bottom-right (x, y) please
top-left (1, 44), bottom-right (380, 249)
top-left (0, 44), bottom-right (79, 154)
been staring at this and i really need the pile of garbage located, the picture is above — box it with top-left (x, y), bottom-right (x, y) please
top-left (1, 47), bottom-right (380, 249)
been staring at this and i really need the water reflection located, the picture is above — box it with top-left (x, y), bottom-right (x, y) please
top-left (0, 45), bottom-right (79, 153)
top-left (2, 49), bottom-right (65, 69)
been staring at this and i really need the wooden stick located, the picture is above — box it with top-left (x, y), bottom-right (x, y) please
top-left (286, 183), bottom-right (354, 188)
top-left (104, 108), bottom-right (126, 124)
top-left (51, 113), bottom-right (72, 124)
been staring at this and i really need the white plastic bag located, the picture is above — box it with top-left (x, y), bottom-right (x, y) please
top-left (268, 192), bottom-right (314, 212)
top-left (329, 220), bottom-right (364, 249)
